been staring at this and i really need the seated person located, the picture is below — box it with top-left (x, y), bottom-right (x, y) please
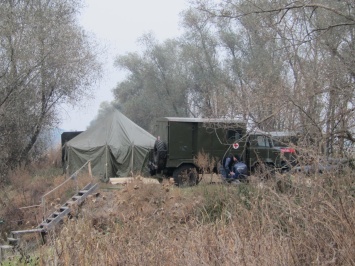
top-left (233, 160), bottom-right (248, 180)
top-left (221, 154), bottom-right (239, 180)
top-left (220, 154), bottom-right (248, 182)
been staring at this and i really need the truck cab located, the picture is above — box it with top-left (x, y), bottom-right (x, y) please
top-left (269, 131), bottom-right (299, 171)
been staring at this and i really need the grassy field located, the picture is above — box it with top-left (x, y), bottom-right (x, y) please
top-left (1, 163), bottom-right (355, 265)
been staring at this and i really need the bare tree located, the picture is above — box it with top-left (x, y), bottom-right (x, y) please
top-left (112, 0), bottom-right (354, 157)
top-left (192, 0), bottom-right (355, 155)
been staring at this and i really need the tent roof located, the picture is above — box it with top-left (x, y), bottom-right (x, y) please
top-left (67, 109), bottom-right (156, 149)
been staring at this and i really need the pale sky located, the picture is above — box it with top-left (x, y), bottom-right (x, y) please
top-left (59, 0), bottom-right (188, 131)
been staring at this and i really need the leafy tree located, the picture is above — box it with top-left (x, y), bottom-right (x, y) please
top-left (113, 34), bottom-right (190, 131)
top-left (180, 8), bottom-right (231, 118)
top-left (0, 0), bottom-right (101, 179)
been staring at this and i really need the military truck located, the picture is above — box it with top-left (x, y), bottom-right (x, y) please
top-left (148, 117), bottom-right (288, 186)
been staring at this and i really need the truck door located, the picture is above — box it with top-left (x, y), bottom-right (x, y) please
top-left (247, 134), bottom-right (273, 166)
top-left (169, 122), bottom-right (194, 159)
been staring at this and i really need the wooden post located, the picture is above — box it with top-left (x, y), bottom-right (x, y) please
top-left (42, 196), bottom-right (46, 221)
top-left (88, 161), bottom-right (92, 178)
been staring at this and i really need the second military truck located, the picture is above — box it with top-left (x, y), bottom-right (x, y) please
top-left (148, 117), bottom-right (289, 186)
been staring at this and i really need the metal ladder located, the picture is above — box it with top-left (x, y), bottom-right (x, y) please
top-left (0, 182), bottom-right (98, 262)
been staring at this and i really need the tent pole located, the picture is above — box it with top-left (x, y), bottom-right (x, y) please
top-left (131, 142), bottom-right (134, 177)
top-left (106, 144), bottom-right (108, 180)
top-left (66, 147), bottom-right (70, 177)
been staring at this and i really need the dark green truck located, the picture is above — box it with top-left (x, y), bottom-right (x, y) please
top-left (148, 117), bottom-right (288, 185)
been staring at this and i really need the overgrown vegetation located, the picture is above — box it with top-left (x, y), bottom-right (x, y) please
top-left (1, 158), bottom-right (354, 265)
top-left (0, 147), bottom-right (93, 246)
top-left (1, 0), bottom-right (355, 264)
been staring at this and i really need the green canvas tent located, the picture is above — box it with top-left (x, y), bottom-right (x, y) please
top-left (64, 109), bottom-right (156, 181)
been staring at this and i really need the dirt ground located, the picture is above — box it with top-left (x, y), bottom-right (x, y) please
top-left (109, 173), bottom-right (223, 185)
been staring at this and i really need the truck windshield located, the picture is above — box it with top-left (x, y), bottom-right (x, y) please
top-left (250, 135), bottom-right (273, 147)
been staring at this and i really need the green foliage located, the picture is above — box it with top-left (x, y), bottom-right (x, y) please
top-left (235, 183), bottom-right (254, 210)
top-left (196, 184), bottom-right (232, 223)
top-left (195, 182), bottom-right (255, 224)
top-left (113, 35), bottom-right (190, 131)
top-left (0, 255), bottom-right (39, 266)
top-left (0, 0), bottom-right (102, 174)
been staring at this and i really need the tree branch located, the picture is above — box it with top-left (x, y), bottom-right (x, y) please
top-left (199, 2), bottom-right (355, 22)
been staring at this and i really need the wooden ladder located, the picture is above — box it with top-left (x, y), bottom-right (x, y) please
top-left (0, 182), bottom-right (98, 262)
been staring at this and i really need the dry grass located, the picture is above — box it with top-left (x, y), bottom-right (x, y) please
top-left (194, 150), bottom-right (218, 183)
top-left (0, 147), bottom-right (93, 244)
top-left (30, 170), bottom-right (355, 265)
top-left (1, 148), bottom-right (355, 265)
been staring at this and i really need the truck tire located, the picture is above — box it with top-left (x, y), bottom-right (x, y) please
top-left (173, 165), bottom-right (198, 187)
top-left (154, 139), bottom-right (167, 171)
top-left (254, 163), bottom-right (275, 180)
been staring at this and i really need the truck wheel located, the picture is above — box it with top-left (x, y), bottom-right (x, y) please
top-left (254, 163), bottom-right (275, 180)
top-left (154, 140), bottom-right (167, 170)
top-left (173, 165), bottom-right (198, 187)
